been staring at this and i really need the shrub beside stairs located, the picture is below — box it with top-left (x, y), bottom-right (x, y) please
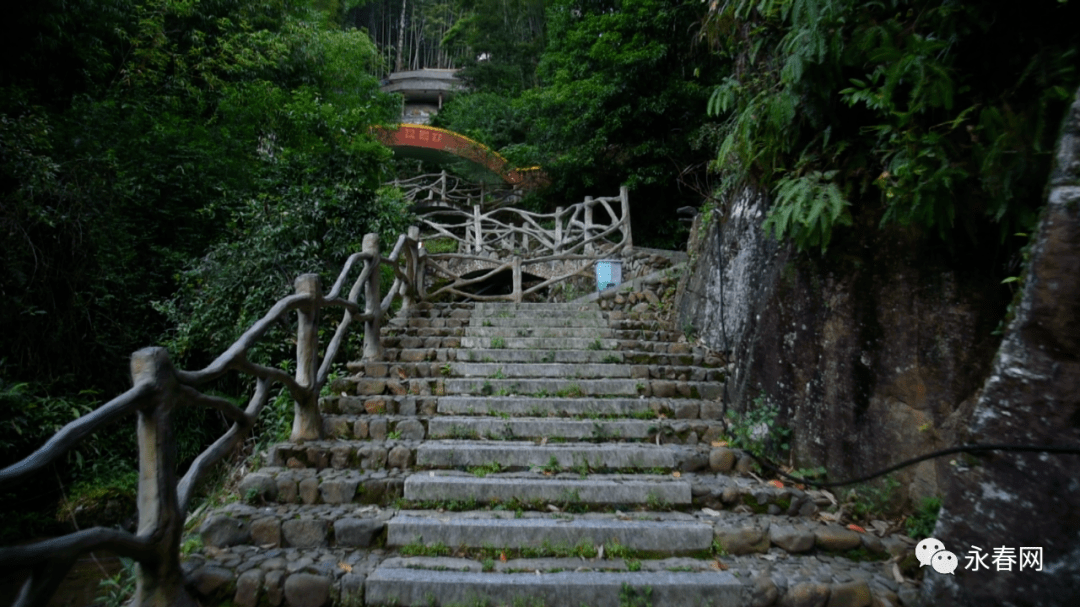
top-left (183, 302), bottom-right (920, 607)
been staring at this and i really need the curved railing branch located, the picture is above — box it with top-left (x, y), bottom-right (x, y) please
top-left (0, 228), bottom-right (424, 607)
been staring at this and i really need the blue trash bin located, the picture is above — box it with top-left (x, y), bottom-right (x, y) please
top-left (595, 259), bottom-right (622, 292)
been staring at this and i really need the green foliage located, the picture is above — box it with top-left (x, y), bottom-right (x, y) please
top-left (848, 475), bottom-right (901, 522)
top-left (906, 496), bottom-right (942, 540)
top-left (725, 392), bottom-right (790, 460)
top-left (95, 557), bottom-right (138, 607)
top-left (703, 0), bottom-right (1079, 251)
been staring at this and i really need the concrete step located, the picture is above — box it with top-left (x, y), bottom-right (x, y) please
top-left (386, 510), bottom-right (713, 555)
top-left (364, 564), bottom-right (745, 607)
top-left (403, 472), bottom-right (691, 506)
top-left (414, 440), bottom-right (682, 470)
top-left (444, 377), bottom-right (722, 400)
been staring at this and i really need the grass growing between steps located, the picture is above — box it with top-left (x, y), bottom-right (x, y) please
top-left (398, 537), bottom-right (712, 563)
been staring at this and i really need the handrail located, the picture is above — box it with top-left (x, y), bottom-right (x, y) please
top-left (417, 186), bottom-right (632, 302)
top-left (0, 228), bottom-right (425, 607)
top-left (394, 170), bottom-right (524, 209)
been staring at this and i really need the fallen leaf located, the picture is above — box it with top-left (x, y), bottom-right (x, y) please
top-left (710, 560), bottom-right (728, 570)
top-left (338, 562), bottom-right (353, 573)
top-left (700, 508), bottom-right (721, 517)
top-left (768, 480), bottom-right (784, 489)
top-left (672, 471), bottom-right (681, 478)
top-left (500, 552), bottom-right (507, 562)
top-left (847, 524), bottom-right (866, 533)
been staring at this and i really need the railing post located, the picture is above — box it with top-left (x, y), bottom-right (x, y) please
top-left (130, 347), bottom-right (198, 607)
top-left (473, 205), bottom-right (483, 254)
top-left (363, 233), bottom-right (382, 360)
top-left (554, 207), bottom-right (564, 254)
top-left (512, 256), bottom-right (522, 303)
top-left (440, 169), bottom-right (447, 201)
top-left (584, 197), bottom-right (594, 255)
top-left (403, 226), bottom-right (419, 311)
top-left (292, 274), bottom-right (323, 441)
top-left (620, 186), bottom-right (633, 252)
top-left (417, 243), bottom-right (428, 302)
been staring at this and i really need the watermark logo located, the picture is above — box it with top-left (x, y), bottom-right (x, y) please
top-left (916, 538), bottom-right (1043, 574)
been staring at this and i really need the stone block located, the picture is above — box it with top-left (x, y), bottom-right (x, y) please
top-left (369, 418), bottom-right (388, 440)
top-left (652, 381), bottom-right (677, 398)
top-left (395, 418), bottom-right (425, 440)
top-left (200, 514), bottom-right (251, 548)
top-left (277, 478), bottom-right (298, 503)
top-left (814, 525), bottom-right (862, 551)
top-left (251, 517), bottom-right (282, 547)
top-left (700, 401), bottom-right (724, 420)
top-left (283, 572), bottom-right (331, 607)
top-left (319, 477), bottom-right (359, 504)
top-left (190, 566), bottom-right (235, 599)
top-left (827, 581), bottom-right (873, 607)
top-left (281, 518), bottom-right (328, 549)
top-left (356, 379), bottom-right (386, 395)
top-left (780, 582), bottom-right (830, 607)
top-left (334, 517), bottom-right (384, 547)
top-left (298, 478), bottom-right (319, 505)
top-left (674, 402), bottom-right (699, 419)
top-left (352, 419), bottom-right (369, 439)
top-left (388, 445), bottom-right (412, 469)
top-left (264, 570), bottom-right (285, 607)
top-left (330, 445), bottom-right (352, 469)
top-left (238, 473), bottom-right (277, 504)
top-left (709, 448), bottom-right (737, 472)
top-left (714, 526), bottom-right (769, 555)
top-left (769, 524), bottom-right (816, 553)
top-left (234, 568), bottom-right (264, 607)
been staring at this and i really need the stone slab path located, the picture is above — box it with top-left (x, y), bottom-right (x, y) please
top-left (183, 302), bottom-right (922, 607)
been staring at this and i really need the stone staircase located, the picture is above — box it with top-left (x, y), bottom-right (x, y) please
top-left (183, 302), bottom-right (921, 607)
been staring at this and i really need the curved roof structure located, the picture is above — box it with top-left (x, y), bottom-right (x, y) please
top-left (373, 124), bottom-right (545, 187)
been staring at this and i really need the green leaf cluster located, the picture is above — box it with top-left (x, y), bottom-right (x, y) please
top-left (702, 0), bottom-right (1079, 251)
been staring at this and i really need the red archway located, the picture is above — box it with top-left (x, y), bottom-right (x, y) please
top-left (373, 124), bottom-right (546, 187)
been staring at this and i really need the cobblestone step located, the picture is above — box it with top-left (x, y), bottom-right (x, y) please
top-left (386, 510), bottom-right (713, 555)
top-left (403, 471), bottom-right (692, 506)
top-left (456, 348), bottom-right (711, 366)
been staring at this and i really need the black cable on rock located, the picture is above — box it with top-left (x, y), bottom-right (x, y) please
top-left (740, 444), bottom-right (1080, 489)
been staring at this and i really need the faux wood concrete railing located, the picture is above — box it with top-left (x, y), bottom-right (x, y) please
top-left (418, 186), bottom-right (632, 302)
top-left (0, 229), bottom-right (425, 607)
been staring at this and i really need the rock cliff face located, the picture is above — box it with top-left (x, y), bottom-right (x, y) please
top-left (676, 185), bottom-right (1007, 504)
top-left (920, 89), bottom-right (1080, 606)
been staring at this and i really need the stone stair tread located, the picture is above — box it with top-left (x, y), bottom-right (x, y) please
top-left (415, 440), bottom-right (684, 469)
top-left (404, 471), bottom-right (692, 505)
top-left (444, 377), bottom-right (722, 399)
top-left (428, 416), bottom-right (665, 440)
top-left (387, 511), bottom-right (713, 553)
top-left (364, 564), bottom-right (745, 607)
top-left (436, 395), bottom-right (715, 416)
top-left (457, 348), bottom-right (705, 365)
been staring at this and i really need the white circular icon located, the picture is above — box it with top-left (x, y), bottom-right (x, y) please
top-left (916, 537), bottom-right (946, 567)
top-left (932, 550), bottom-right (958, 575)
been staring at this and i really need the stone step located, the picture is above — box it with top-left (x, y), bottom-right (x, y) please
top-left (436, 395), bottom-right (718, 419)
top-left (464, 325), bottom-right (617, 338)
top-left (364, 564), bottom-right (745, 607)
top-left (403, 472), bottom-right (692, 506)
top-left (457, 348), bottom-right (705, 366)
top-left (472, 315), bottom-right (609, 328)
top-left (427, 416), bottom-right (686, 441)
top-left (386, 510), bottom-right (714, 555)
top-left (450, 362), bottom-right (633, 378)
top-left (460, 335), bottom-right (622, 350)
top-left (448, 361), bottom-right (723, 382)
top-left (444, 377), bottom-right (722, 400)
top-left (182, 544), bottom-right (910, 607)
top-left (414, 440), bottom-right (685, 470)
top-left (474, 302), bottom-right (605, 314)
